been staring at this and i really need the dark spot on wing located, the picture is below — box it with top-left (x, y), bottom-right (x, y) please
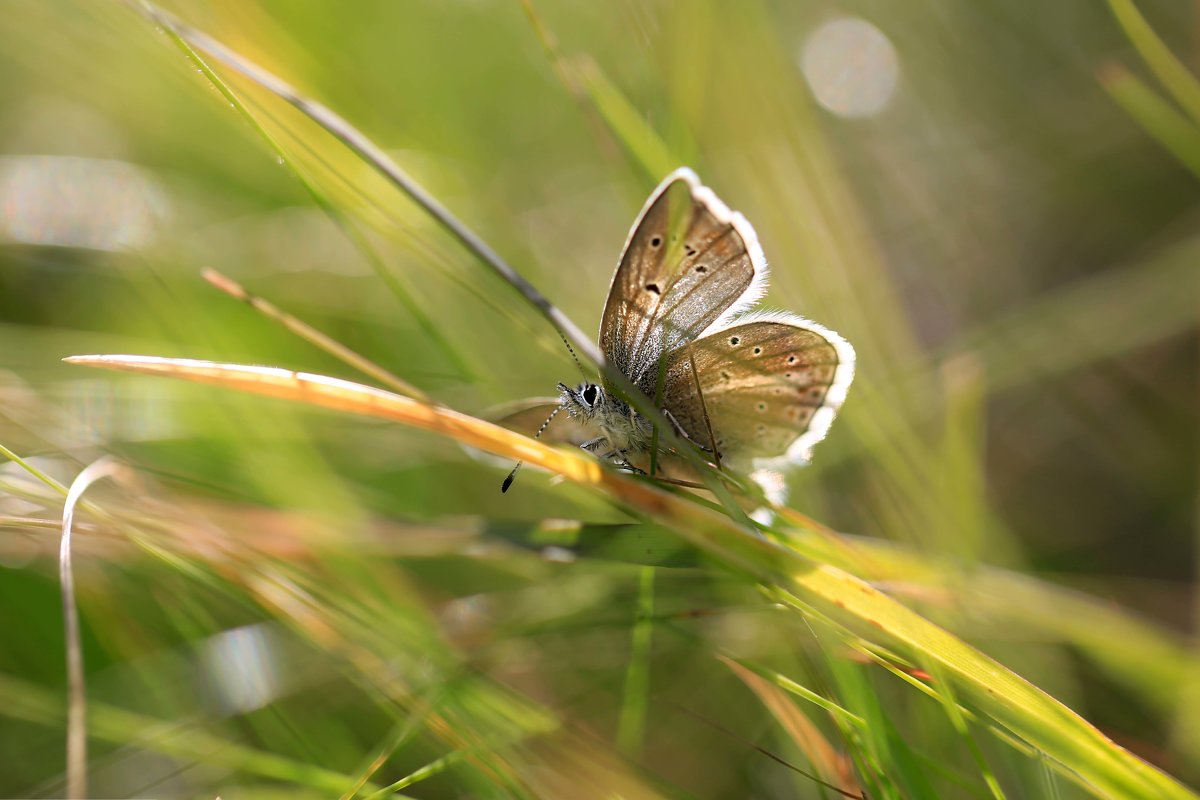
top-left (753, 347), bottom-right (762, 355)
top-left (729, 336), bottom-right (740, 346)
top-left (650, 235), bottom-right (662, 247)
top-left (695, 265), bottom-right (707, 273)
top-left (645, 283), bottom-right (660, 294)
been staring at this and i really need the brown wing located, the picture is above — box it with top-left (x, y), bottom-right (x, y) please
top-left (658, 317), bottom-right (854, 467)
top-left (600, 169), bottom-right (764, 390)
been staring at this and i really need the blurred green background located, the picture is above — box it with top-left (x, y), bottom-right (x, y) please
top-left (1, 0), bottom-right (1198, 797)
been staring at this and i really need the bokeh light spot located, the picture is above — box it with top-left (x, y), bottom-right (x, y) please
top-left (0, 155), bottom-right (168, 251)
top-left (800, 17), bottom-right (900, 118)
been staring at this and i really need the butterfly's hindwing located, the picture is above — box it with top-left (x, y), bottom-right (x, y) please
top-left (658, 317), bottom-right (854, 466)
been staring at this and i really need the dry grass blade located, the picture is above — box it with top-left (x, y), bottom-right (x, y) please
top-left (721, 656), bottom-right (863, 798)
top-left (64, 354), bottom-right (605, 489)
top-left (201, 268), bottom-right (428, 401)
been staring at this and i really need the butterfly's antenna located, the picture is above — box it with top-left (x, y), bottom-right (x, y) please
top-left (556, 330), bottom-right (588, 379)
top-left (501, 405), bottom-right (563, 493)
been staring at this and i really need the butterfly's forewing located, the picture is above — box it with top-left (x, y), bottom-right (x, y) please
top-left (659, 315), bottom-right (855, 467)
top-left (600, 169), bottom-right (765, 389)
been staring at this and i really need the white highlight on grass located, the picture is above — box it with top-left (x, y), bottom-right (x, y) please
top-left (61, 456), bottom-right (126, 800)
top-left (540, 545), bottom-right (577, 563)
top-left (800, 17), bottom-right (900, 118)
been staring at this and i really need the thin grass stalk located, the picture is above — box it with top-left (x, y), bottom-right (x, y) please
top-left (60, 456), bottom-right (126, 798)
top-left (201, 269), bottom-right (427, 401)
top-left (617, 565), bottom-right (655, 756)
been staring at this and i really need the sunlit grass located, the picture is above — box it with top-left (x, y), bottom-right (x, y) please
top-left (0, 0), bottom-right (1198, 798)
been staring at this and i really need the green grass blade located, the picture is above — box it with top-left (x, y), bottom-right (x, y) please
top-left (522, 1), bottom-right (681, 181)
top-left (0, 672), bottom-right (401, 797)
top-left (617, 565), bottom-right (656, 756)
top-left (1099, 62), bottom-right (1200, 179)
top-left (141, 2), bottom-right (473, 385)
top-left (1107, 0), bottom-right (1200, 126)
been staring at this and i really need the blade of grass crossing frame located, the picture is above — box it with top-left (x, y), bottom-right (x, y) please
top-left (202, 269), bottom-right (428, 401)
top-left (721, 657), bottom-right (864, 798)
top-left (1107, 0), bottom-right (1200, 126)
top-left (340, 687), bottom-right (445, 800)
top-left (617, 565), bottom-right (655, 757)
top-left (1099, 62), bottom-right (1200, 179)
top-left (129, 1), bottom-right (602, 366)
top-left (0, 672), bottom-right (399, 796)
top-left (146, 2), bottom-right (475, 383)
top-left (522, 0), bottom-right (678, 182)
top-left (234, 93), bottom-right (580, 375)
top-left (923, 660), bottom-right (1007, 800)
top-left (820, 646), bottom-right (907, 799)
top-left (1039, 751), bottom-right (1065, 800)
top-left (0, 443), bottom-right (211, 584)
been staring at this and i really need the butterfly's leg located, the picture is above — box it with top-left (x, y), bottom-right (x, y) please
top-left (599, 451), bottom-right (647, 475)
top-left (585, 439), bottom-right (647, 475)
top-left (580, 437), bottom-right (610, 455)
top-left (616, 452), bottom-right (647, 474)
top-left (661, 408), bottom-right (718, 456)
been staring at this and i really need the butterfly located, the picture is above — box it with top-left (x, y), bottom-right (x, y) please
top-left (501, 168), bottom-right (855, 496)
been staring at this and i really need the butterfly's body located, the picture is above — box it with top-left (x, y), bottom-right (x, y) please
top-left (558, 381), bottom-right (652, 464)
top-left (501, 168), bottom-right (855, 495)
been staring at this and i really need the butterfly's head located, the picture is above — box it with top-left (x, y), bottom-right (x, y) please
top-left (557, 381), bottom-right (605, 421)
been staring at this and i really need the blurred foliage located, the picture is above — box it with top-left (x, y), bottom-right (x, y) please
top-left (1, 0), bottom-right (1198, 797)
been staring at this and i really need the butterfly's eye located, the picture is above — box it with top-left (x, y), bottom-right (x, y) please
top-left (582, 385), bottom-right (599, 406)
